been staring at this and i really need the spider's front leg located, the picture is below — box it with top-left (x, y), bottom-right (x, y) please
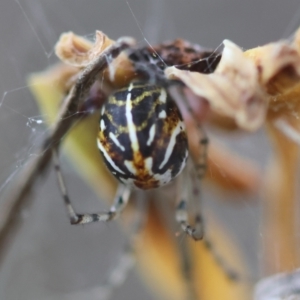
top-left (52, 148), bottom-right (131, 225)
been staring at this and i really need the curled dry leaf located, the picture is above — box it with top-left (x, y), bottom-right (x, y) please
top-left (55, 31), bottom-right (136, 88)
top-left (166, 40), bottom-right (266, 131)
top-left (244, 39), bottom-right (300, 96)
top-left (167, 34), bottom-right (300, 133)
top-left (55, 30), bottom-right (114, 67)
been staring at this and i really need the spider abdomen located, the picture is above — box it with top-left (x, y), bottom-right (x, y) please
top-left (98, 82), bottom-right (188, 189)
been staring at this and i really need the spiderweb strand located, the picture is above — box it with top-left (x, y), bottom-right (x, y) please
top-left (0, 37), bottom-right (135, 267)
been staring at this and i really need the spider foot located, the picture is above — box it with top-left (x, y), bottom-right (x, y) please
top-left (179, 216), bottom-right (204, 241)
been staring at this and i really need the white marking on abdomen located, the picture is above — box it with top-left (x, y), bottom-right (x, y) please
top-left (128, 83), bottom-right (134, 91)
top-left (109, 132), bottom-right (125, 151)
top-left (159, 89), bottom-right (167, 103)
top-left (100, 119), bottom-right (106, 131)
top-left (178, 150), bottom-right (188, 175)
top-left (144, 157), bottom-right (153, 174)
top-left (154, 169), bottom-right (172, 185)
top-left (124, 160), bottom-right (137, 175)
top-left (126, 90), bottom-right (139, 152)
top-left (159, 121), bottom-right (183, 169)
top-left (97, 139), bottom-right (125, 174)
top-left (147, 124), bottom-right (156, 146)
top-left (120, 177), bottom-right (135, 186)
top-left (158, 110), bottom-right (166, 119)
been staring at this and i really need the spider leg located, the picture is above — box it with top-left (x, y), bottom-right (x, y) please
top-left (175, 166), bottom-right (204, 241)
top-left (178, 124), bottom-right (207, 239)
top-left (52, 148), bottom-right (131, 224)
top-left (169, 85), bottom-right (241, 281)
top-left (169, 85), bottom-right (206, 241)
top-left (54, 199), bottom-right (147, 300)
top-left (175, 124), bottom-right (208, 240)
top-left (97, 195), bottom-right (148, 300)
top-left (194, 125), bottom-right (208, 179)
top-left (98, 243), bottom-right (135, 300)
top-left (177, 149), bottom-right (241, 283)
top-left (176, 227), bottom-right (198, 300)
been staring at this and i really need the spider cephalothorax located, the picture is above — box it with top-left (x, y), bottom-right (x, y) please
top-left (128, 38), bottom-right (221, 78)
top-left (98, 81), bottom-right (188, 189)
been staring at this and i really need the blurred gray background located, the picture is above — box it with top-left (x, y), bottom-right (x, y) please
top-left (0, 0), bottom-right (299, 299)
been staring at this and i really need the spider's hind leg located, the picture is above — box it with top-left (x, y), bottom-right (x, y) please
top-left (194, 125), bottom-right (209, 179)
top-left (175, 123), bottom-right (208, 240)
top-left (96, 194), bottom-right (148, 300)
top-left (175, 163), bottom-right (205, 241)
top-left (176, 131), bottom-right (241, 282)
top-left (52, 147), bottom-right (131, 225)
top-left (169, 85), bottom-right (241, 282)
top-left (171, 85), bottom-right (208, 241)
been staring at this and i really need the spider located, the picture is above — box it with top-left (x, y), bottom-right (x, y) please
top-left (53, 37), bottom-right (221, 238)
top-left (50, 36), bottom-right (237, 298)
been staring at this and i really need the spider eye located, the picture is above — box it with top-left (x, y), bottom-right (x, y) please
top-left (97, 82), bottom-right (188, 190)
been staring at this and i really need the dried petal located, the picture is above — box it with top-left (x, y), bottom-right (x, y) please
top-left (166, 40), bottom-right (267, 131)
top-left (244, 41), bottom-right (300, 97)
top-left (55, 31), bottom-right (136, 88)
top-left (55, 30), bottom-right (114, 67)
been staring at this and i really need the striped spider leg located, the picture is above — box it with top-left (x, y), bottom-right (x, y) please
top-left (175, 162), bottom-right (205, 241)
top-left (95, 195), bottom-right (148, 300)
top-left (53, 147), bottom-right (131, 224)
top-left (169, 84), bottom-right (241, 281)
top-left (52, 191), bottom-right (147, 300)
top-left (167, 84), bottom-right (208, 241)
top-left (169, 86), bottom-right (241, 281)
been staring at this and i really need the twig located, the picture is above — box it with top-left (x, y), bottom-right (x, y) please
top-left (0, 37), bottom-right (135, 266)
